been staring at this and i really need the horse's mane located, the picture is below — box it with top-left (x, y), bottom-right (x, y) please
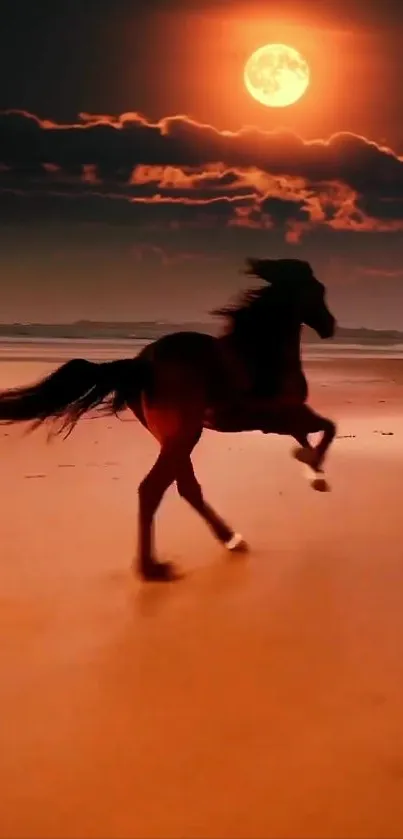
top-left (212, 258), bottom-right (312, 337)
top-left (211, 286), bottom-right (268, 332)
top-left (212, 258), bottom-right (278, 333)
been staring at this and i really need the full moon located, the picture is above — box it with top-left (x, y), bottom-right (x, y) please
top-left (244, 43), bottom-right (310, 108)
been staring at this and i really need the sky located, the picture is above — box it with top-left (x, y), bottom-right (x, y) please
top-left (0, 0), bottom-right (402, 328)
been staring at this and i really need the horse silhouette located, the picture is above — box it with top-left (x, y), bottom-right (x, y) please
top-left (0, 258), bottom-right (336, 581)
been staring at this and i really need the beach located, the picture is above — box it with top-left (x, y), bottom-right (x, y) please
top-left (1, 341), bottom-right (403, 839)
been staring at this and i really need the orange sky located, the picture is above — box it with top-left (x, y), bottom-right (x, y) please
top-left (0, 0), bottom-right (402, 328)
top-left (119, 4), bottom-right (402, 151)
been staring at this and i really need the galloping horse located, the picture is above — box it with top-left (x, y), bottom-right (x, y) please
top-left (0, 258), bottom-right (336, 581)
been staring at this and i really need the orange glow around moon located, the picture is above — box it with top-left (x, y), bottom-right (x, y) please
top-left (244, 43), bottom-right (310, 108)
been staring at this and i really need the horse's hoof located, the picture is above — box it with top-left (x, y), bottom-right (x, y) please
top-left (139, 561), bottom-right (182, 582)
top-left (311, 477), bottom-right (331, 492)
top-left (225, 533), bottom-right (249, 553)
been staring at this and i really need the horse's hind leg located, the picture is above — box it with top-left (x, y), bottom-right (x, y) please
top-left (176, 458), bottom-right (247, 552)
top-left (137, 437), bottom-right (209, 581)
top-left (137, 446), bottom-right (180, 581)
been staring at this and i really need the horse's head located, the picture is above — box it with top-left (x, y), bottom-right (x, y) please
top-left (244, 258), bottom-right (336, 339)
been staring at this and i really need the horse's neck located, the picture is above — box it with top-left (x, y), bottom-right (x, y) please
top-left (219, 318), bottom-right (303, 391)
top-left (281, 324), bottom-right (302, 366)
top-left (240, 317), bottom-right (302, 365)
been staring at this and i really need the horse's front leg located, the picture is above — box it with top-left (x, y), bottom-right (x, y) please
top-left (257, 401), bottom-right (336, 491)
top-left (291, 407), bottom-right (336, 492)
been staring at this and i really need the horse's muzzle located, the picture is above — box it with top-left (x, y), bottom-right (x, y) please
top-left (319, 315), bottom-right (336, 339)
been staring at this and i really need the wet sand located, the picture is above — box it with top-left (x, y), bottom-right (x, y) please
top-left (1, 353), bottom-right (403, 839)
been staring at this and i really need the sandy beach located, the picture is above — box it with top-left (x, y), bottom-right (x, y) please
top-left (1, 345), bottom-right (403, 839)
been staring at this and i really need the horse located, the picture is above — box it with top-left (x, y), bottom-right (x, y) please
top-left (204, 258), bottom-right (336, 481)
top-left (0, 258), bottom-right (336, 582)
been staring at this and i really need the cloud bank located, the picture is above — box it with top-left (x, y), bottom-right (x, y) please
top-left (1, 109), bottom-right (403, 242)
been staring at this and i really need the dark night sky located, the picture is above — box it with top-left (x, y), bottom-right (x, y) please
top-left (1, 0), bottom-right (402, 327)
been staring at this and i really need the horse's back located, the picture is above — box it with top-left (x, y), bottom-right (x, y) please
top-left (140, 330), bottom-right (216, 364)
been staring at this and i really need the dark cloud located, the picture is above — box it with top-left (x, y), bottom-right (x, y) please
top-left (0, 187), bottom-right (251, 228)
top-left (1, 109), bottom-right (402, 193)
top-left (259, 196), bottom-right (310, 224)
top-left (0, 110), bottom-right (402, 236)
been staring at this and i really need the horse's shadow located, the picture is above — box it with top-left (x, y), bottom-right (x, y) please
top-left (132, 550), bottom-right (251, 619)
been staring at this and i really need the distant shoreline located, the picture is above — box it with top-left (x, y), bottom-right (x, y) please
top-left (0, 322), bottom-right (402, 346)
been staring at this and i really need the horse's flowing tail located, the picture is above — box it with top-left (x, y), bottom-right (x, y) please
top-left (0, 357), bottom-right (146, 437)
